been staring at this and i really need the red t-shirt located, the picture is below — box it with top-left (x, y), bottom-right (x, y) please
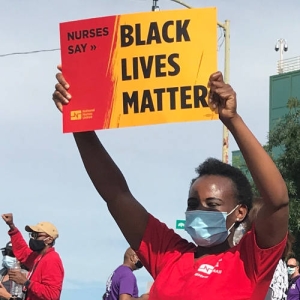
top-left (137, 214), bottom-right (287, 300)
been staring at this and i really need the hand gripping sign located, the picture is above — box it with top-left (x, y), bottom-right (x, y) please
top-left (59, 7), bottom-right (218, 133)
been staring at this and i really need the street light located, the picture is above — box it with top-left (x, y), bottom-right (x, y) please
top-left (275, 38), bottom-right (288, 74)
top-left (170, 0), bottom-right (230, 163)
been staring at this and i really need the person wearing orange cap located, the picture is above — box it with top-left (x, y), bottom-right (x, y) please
top-left (1, 213), bottom-right (64, 300)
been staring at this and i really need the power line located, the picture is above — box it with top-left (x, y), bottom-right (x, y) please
top-left (0, 32), bottom-right (225, 58)
top-left (0, 48), bottom-right (60, 58)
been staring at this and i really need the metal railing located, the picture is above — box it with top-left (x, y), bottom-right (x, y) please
top-left (277, 56), bottom-right (300, 74)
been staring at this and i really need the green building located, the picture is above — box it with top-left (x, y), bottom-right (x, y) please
top-left (269, 69), bottom-right (300, 130)
top-left (232, 63), bottom-right (300, 172)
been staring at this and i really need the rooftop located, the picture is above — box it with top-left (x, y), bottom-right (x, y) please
top-left (277, 56), bottom-right (300, 74)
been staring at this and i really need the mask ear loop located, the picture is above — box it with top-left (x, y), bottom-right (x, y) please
top-left (229, 218), bottom-right (241, 231)
top-left (227, 205), bottom-right (242, 232)
top-left (227, 204), bottom-right (240, 216)
top-left (228, 222), bottom-right (236, 232)
top-left (43, 237), bottom-right (51, 245)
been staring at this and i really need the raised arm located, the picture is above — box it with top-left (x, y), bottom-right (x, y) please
top-left (73, 131), bottom-right (149, 249)
top-left (52, 67), bottom-right (149, 250)
top-left (2, 213), bottom-right (36, 268)
top-left (209, 72), bottom-right (289, 248)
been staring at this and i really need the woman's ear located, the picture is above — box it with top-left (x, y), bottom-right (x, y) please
top-left (236, 204), bottom-right (248, 223)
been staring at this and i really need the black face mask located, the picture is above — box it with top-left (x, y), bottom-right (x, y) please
top-left (135, 260), bottom-right (143, 269)
top-left (29, 239), bottom-right (45, 252)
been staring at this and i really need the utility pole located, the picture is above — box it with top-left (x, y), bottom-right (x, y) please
top-left (219, 20), bottom-right (230, 164)
top-left (152, 0), bottom-right (160, 11)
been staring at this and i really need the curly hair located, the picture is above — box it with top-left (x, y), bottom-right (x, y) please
top-left (190, 158), bottom-right (253, 211)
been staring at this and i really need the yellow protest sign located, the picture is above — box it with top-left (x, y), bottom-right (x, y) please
top-left (60, 8), bottom-right (218, 132)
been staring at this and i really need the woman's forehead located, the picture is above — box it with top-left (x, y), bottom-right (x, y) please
top-left (189, 175), bottom-right (236, 197)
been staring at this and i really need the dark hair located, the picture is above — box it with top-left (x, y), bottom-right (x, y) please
top-left (49, 240), bottom-right (56, 247)
top-left (244, 197), bottom-right (263, 231)
top-left (190, 158), bottom-right (253, 212)
top-left (2, 242), bottom-right (14, 257)
top-left (288, 257), bottom-right (299, 266)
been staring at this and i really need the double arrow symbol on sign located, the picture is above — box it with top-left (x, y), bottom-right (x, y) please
top-left (90, 45), bottom-right (97, 51)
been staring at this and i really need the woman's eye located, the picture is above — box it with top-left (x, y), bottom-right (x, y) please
top-left (207, 202), bottom-right (219, 207)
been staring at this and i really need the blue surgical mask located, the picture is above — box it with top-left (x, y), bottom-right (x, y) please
top-left (2, 255), bottom-right (17, 269)
top-left (287, 267), bottom-right (296, 275)
top-left (185, 205), bottom-right (239, 247)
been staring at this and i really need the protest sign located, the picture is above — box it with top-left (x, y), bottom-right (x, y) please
top-left (60, 8), bottom-right (217, 133)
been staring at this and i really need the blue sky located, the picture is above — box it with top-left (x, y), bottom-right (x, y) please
top-left (1, 0), bottom-right (300, 298)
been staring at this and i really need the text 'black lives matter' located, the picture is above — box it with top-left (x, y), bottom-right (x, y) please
top-left (120, 20), bottom-right (190, 47)
top-left (67, 27), bottom-right (109, 55)
top-left (123, 85), bottom-right (208, 114)
top-left (122, 54), bottom-right (180, 81)
top-left (120, 20), bottom-right (191, 80)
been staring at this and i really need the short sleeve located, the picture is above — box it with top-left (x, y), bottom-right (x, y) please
top-left (237, 225), bottom-right (287, 299)
top-left (119, 271), bottom-right (137, 296)
top-left (136, 214), bottom-right (196, 279)
top-left (296, 277), bottom-right (300, 294)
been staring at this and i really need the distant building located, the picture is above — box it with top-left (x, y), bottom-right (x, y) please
top-left (232, 57), bottom-right (300, 175)
top-left (269, 69), bottom-right (300, 130)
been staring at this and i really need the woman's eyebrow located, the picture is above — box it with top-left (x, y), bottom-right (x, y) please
top-left (205, 197), bottom-right (224, 203)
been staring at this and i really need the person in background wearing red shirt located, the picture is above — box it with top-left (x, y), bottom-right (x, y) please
top-left (1, 214), bottom-right (64, 300)
top-left (52, 69), bottom-right (288, 299)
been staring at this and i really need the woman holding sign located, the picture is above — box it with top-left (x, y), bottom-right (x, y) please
top-left (53, 69), bottom-right (288, 299)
